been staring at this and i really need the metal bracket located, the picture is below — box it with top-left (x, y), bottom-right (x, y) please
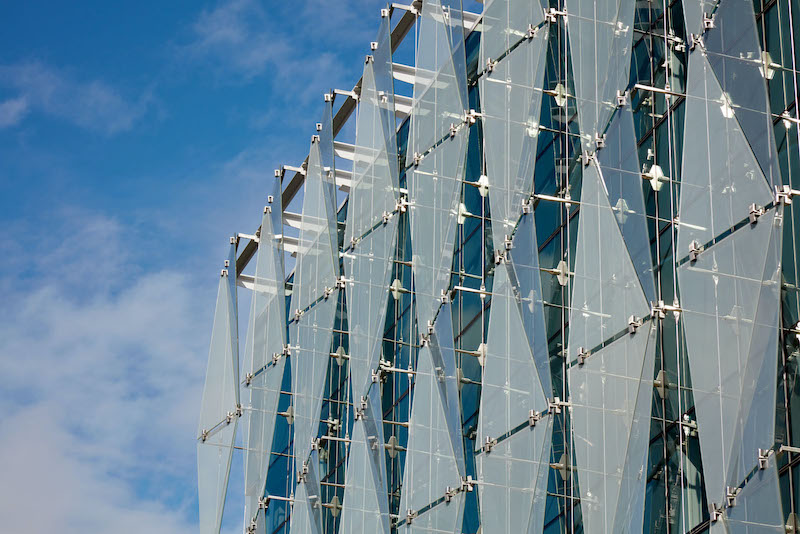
top-left (528, 409), bottom-right (541, 427)
top-left (776, 185), bottom-right (794, 205)
top-left (711, 503), bottom-right (724, 522)
top-left (545, 8), bottom-right (566, 23)
top-left (444, 486), bottom-right (456, 503)
top-left (336, 277), bottom-right (348, 290)
top-left (503, 235), bottom-right (513, 251)
top-left (294, 309), bottom-right (304, 322)
top-left (461, 475), bottom-right (476, 492)
top-left (577, 347), bottom-right (590, 366)
top-left (749, 203), bottom-right (765, 224)
top-left (549, 397), bottom-right (563, 415)
top-left (482, 436), bottom-right (497, 453)
top-left (616, 90), bottom-right (628, 107)
top-left (628, 315), bottom-right (643, 334)
top-left (493, 249), bottom-right (505, 265)
top-left (651, 300), bottom-right (681, 319)
top-left (690, 33), bottom-right (705, 51)
top-left (688, 240), bottom-right (704, 262)
top-left (595, 133), bottom-right (606, 149)
top-left (726, 486), bottom-right (740, 508)
top-left (703, 12), bottom-right (715, 30)
top-left (405, 509), bottom-right (417, 525)
top-left (526, 23), bottom-right (538, 39)
top-left (758, 448), bottom-right (770, 470)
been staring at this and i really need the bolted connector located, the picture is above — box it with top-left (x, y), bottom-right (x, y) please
top-left (381, 7), bottom-right (389, 17)
top-left (758, 448), bottom-right (770, 470)
top-left (628, 315), bottom-right (643, 334)
top-left (201, 429), bottom-right (209, 442)
top-left (382, 211), bottom-right (391, 224)
top-left (245, 372), bottom-right (253, 386)
top-left (577, 347), bottom-right (590, 366)
top-left (494, 249), bottom-right (505, 265)
top-left (528, 409), bottom-right (541, 427)
top-left (405, 509), bottom-right (417, 525)
top-left (690, 33), bottom-right (704, 51)
top-left (461, 475), bottom-right (476, 492)
top-left (749, 203), bottom-right (765, 224)
top-left (595, 133), bottom-right (606, 149)
top-left (294, 309), bottom-right (303, 322)
top-left (726, 486), bottom-right (739, 508)
top-left (703, 12), bottom-right (715, 30)
top-left (616, 90), bottom-right (628, 107)
top-left (776, 185), bottom-right (793, 205)
top-left (711, 503), bottom-right (724, 522)
top-left (486, 58), bottom-right (496, 73)
top-left (397, 194), bottom-right (409, 213)
top-left (413, 152), bottom-right (422, 166)
top-left (323, 286), bottom-right (333, 299)
top-left (370, 41), bottom-right (378, 51)
top-left (549, 397), bottom-right (562, 415)
top-left (527, 23), bottom-right (538, 39)
top-left (483, 436), bottom-right (497, 453)
top-left (504, 235), bottom-right (513, 251)
top-left (522, 197), bottom-right (532, 214)
top-left (336, 277), bottom-right (347, 290)
top-left (450, 123), bottom-right (458, 138)
top-left (689, 240), bottom-right (704, 262)
top-left (444, 486), bottom-right (456, 503)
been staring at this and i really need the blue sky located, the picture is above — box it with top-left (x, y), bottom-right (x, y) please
top-left (0, 1), bottom-right (479, 531)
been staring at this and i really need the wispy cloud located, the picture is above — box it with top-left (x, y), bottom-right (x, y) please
top-left (0, 62), bottom-right (154, 134)
top-left (0, 96), bottom-right (29, 128)
top-left (0, 209), bottom-right (210, 532)
top-left (181, 0), bottom-right (376, 99)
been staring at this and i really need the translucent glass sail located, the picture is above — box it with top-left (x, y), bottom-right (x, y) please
top-left (197, 273), bottom-right (239, 534)
top-left (508, 211), bottom-right (553, 398)
top-left (318, 99), bottom-right (339, 221)
top-left (345, 58), bottom-right (398, 246)
top-left (569, 160), bottom-right (650, 356)
top-left (568, 159), bottom-right (652, 534)
top-left (596, 104), bottom-right (655, 303)
top-left (398, 492), bottom-right (465, 534)
top-left (407, 0), bottom-right (468, 163)
top-left (477, 412), bottom-right (552, 533)
top-left (727, 219), bottom-right (782, 489)
top-left (726, 454), bottom-right (785, 533)
top-left (243, 207), bottom-right (288, 526)
top-left (480, 0), bottom-right (548, 251)
top-left (429, 301), bottom-right (465, 475)
top-left (292, 140), bottom-right (339, 316)
top-left (478, 262), bottom-right (548, 444)
top-left (289, 461), bottom-right (324, 534)
top-left (340, 387), bottom-right (390, 534)
top-left (704, 0), bottom-right (778, 187)
top-left (400, 343), bottom-right (461, 527)
top-left (678, 48), bottom-right (779, 507)
top-left (566, 0), bottom-right (636, 148)
top-left (410, 126), bottom-right (468, 330)
top-left (289, 139), bottom-right (340, 468)
top-left (345, 37), bottom-right (400, 399)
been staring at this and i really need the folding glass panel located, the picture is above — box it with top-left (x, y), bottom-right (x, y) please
top-left (292, 141), bottom-right (339, 316)
top-left (400, 344), bottom-right (461, 523)
top-left (569, 161), bottom-right (650, 356)
top-left (569, 159), bottom-right (652, 534)
top-left (290, 292), bottom-right (337, 471)
top-left (481, 1), bottom-right (548, 252)
top-left (398, 493), bottom-right (464, 534)
top-left (566, 0), bottom-right (635, 148)
top-left (289, 474), bottom-right (323, 534)
top-left (407, 0), bottom-right (468, 163)
top-left (340, 396), bottom-right (391, 534)
top-left (597, 104), bottom-right (655, 303)
top-left (410, 126), bottom-right (468, 329)
top-left (678, 52), bottom-right (773, 253)
top-left (704, 0), bottom-right (779, 187)
top-left (477, 413), bottom-right (552, 533)
top-left (726, 454), bottom-right (784, 533)
top-left (679, 48), bottom-right (780, 507)
top-left (345, 217), bottom-right (398, 400)
top-left (478, 262), bottom-right (548, 445)
top-left (429, 301), bottom-right (465, 475)
top-left (289, 139), bottom-right (341, 468)
top-left (569, 325), bottom-right (654, 534)
top-left (197, 274), bottom-right (239, 534)
top-left (243, 208), bottom-right (288, 525)
top-left (346, 60), bottom-right (399, 247)
top-left (508, 211), bottom-right (553, 398)
top-left (726, 219), bottom-right (782, 488)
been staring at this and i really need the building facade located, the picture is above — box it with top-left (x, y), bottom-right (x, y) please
top-left (196, 0), bottom-right (800, 532)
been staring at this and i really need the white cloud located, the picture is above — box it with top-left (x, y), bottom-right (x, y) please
top-left (0, 62), bottom-right (153, 134)
top-left (0, 210), bottom-right (212, 532)
top-left (0, 95), bottom-right (29, 128)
